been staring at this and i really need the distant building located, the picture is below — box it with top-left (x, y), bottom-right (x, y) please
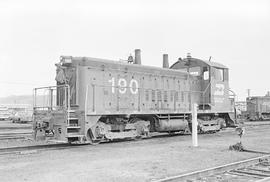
top-left (4, 104), bottom-right (32, 110)
top-left (0, 104), bottom-right (32, 122)
top-left (235, 101), bottom-right (247, 112)
top-left (0, 105), bottom-right (10, 120)
top-left (0, 104), bottom-right (32, 114)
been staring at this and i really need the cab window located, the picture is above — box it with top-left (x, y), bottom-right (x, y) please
top-left (213, 67), bottom-right (224, 81)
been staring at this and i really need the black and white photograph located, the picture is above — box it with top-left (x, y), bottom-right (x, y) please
top-left (0, 0), bottom-right (270, 181)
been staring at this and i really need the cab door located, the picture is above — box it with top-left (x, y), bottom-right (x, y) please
top-left (210, 67), bottom-right (230, 112)
top-left (201, 66), bottom-right (211, 108)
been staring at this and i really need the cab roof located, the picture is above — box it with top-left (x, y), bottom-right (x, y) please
top-left (170, 57), bottom-right (228, 69)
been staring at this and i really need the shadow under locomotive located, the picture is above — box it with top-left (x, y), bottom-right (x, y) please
top-left (33, 50), bottom-right (237, 144)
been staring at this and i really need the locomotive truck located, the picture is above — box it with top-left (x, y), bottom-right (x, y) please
top-left (33, 49), bottom-right (236, 144)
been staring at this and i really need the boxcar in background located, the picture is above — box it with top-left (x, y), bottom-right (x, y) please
top-left (247, 96), bottom-right (270, 121)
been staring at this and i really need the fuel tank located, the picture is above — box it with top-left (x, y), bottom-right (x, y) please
top-left (156, 119), bottom-right (188, 132)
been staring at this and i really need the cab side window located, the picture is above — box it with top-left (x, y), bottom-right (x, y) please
top-left (213, 67), bottom-right (224, 81)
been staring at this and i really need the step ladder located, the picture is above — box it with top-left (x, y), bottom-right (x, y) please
top-left (66, 108), bottom-right (84, 141)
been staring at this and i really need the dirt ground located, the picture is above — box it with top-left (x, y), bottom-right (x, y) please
top-left (0, 123), bottom-right (270, 182)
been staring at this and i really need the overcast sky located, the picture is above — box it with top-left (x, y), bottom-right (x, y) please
top-left (0, 0), bottom-right (269, 101)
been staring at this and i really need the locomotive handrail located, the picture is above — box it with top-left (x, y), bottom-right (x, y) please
top-left (201, 82), bottom-right (211, 110)
top-left (85, 83), bottom-right (207, 114)
top-left (33, 84), bottom-right (70, 112)
top-left (202, 82), bottom-right (211, 95)
top-left (229, 89), bottom-right (236, 97)
top-left (83, 83), bottom-right (204, 94)
top-left (33, 85), bottom-right (67, 90)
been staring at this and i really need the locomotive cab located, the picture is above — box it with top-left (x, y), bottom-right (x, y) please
top-left (170, 55), bottom-right (230, 111)
top-left (170, 54), bottom-right (235, 127)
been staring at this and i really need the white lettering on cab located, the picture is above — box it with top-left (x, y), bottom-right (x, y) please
top-left (214, 84), bottom-right (224, 96)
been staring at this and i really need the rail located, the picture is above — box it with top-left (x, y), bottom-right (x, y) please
top-left (154, 154), bottom-right (270, 182)
top-left (0, 143), bottom-right (74, 156)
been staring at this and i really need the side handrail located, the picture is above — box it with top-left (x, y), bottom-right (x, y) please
top-left (203, 82), bottom-right (211, 95)
top-left (201, 82), bottom-right (211, 109)
top-left (33, 84), bottom-right (70, 112)
top-left (86, 83), bottom-right (209, 113)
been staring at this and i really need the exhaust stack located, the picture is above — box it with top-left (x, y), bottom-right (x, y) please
top-left (163, 54), bottom-right (169, 68)
top-left (134, 49), bottom-right (141, 65)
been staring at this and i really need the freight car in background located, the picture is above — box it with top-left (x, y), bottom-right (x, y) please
top-left (0, 106), bottom-right (10, 121)
top-left (33, 49), bottom-right (236, 144)
top-left (246, 93), bottom-right (270, 121)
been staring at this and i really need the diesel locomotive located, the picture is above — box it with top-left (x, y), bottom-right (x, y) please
top-left (33, 49), bottom-right (236, 144)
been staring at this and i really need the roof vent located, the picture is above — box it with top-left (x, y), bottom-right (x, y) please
top-left (162, 54), bottom-right (169, 68)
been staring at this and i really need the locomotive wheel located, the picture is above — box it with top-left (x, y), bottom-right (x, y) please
top-left (131, 118), bottom-right (150, 137)
top-left (86, 129), bottom-right (101, 145)
top-left (188, 122), bottom-right (202, 134)
top-left (189, 123), bottom-right (213, 134)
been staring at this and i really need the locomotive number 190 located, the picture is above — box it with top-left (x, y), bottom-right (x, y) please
top-left (108, 77), bottom-right (139, 94)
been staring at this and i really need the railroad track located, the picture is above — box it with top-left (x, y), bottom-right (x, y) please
top-left (0, 124), bottom-right (267, 157)
top-left (0, 120), bottom-right (266, 141)
top-left (0, 127), bottom-right (260, 155)
top-left (0, 132), bottom-right (32, 140)
top-left (154, 155), bottom-right (270, 182)
top-left (0, 143), bottom-right (83, 155)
